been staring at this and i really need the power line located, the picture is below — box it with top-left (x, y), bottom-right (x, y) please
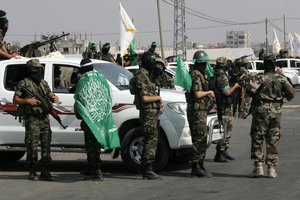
top-left (162, 0), bottom-right (236, 25)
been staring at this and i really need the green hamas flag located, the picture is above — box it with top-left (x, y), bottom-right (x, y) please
top-left (74, 70), bottom-right (120, 150)
top-left (174, 56), bottom-right (192, 92)
top-left (129, 36), bottom-right (138, 66)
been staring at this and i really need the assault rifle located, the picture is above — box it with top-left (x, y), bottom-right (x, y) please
top-left (22, 87), bottom-right (67, 129)
top-left (213, 79), bottom-right (225, 135)
top-left (20, 33), bottom-right (70, 57)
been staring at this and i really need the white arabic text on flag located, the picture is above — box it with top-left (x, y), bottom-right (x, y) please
top-left (272, 29), bottom-right (281, 54)
top-left (119, 3), bottom-right (136, 57)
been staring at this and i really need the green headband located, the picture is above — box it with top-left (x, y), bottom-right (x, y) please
top-left (0, 15), bottom-right (7, 19)
top-left (192, 55), bottom-right (209, 63)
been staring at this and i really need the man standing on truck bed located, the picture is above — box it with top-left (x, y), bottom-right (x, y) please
top-left (0, 10), bottom-right (19, 60)
top-left (13, 59), bottom-right (59, 181)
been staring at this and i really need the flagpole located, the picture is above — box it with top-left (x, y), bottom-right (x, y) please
top-left (265, 18), bottom-right (269, 53)
top-left (156, 0), bottom-right (165, 60)
top-left (283, 14), bottom-right (286, 49)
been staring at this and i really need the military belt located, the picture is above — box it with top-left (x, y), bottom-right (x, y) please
top-left (259, 100), bottom-right (282, 106)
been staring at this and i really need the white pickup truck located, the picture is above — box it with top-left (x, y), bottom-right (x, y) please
top-left (248, 60), bottom-right (300, 87)
top-left (0, 56), bottom-right (224, 172)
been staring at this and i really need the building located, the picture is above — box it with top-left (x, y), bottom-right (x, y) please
top-left (226, 30), bottom-right (250, 48)
top-left (41, 33), bottom-right (86, 55)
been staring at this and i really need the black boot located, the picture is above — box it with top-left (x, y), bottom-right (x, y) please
top-left (40, 167), bottom-right (55, 181)
top-left (142, 166), bottom-right (162, 180)
top-left (82, 168), bottom-right (104, 181)
top-left (223, 151), bottom-right (235, 160)
top-left (214, 150), bottom-right (229, 163)
top-left (191, 163), bottom-right (212, 178)
top-left (28, 171), bottom-right (39, 181)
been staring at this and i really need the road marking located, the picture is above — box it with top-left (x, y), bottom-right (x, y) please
top-left (283, 105), bottom-right (300, 108)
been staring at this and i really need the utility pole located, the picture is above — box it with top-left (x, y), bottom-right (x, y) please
top-left (156, 0), bottom-right (165, 60)
top-left (283, 14), bottom-right (286, 49)
top-left (173, 0), bottom-right (186, 60)
top-left (265, 18), bottom-right (269, 53)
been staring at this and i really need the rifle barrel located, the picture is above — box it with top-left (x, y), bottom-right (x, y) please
top-left (22, 87), bottom-right (67, 129)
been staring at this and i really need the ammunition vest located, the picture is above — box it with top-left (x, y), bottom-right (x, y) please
top-left (131, 68), bottom-right (159, 110)
top-left (185, 70), bottom-right (210, 110)
top-left (18, 78), bottom-right (49, 116)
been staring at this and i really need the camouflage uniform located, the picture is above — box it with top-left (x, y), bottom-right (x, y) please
top-left (134, 67), bottom-right (160, 172)
top-left (15, 78), bottom-right (54, 173)
top-left (231, 57), bottom-right (251, 118)
top-left (215, 68), bottom-right (234, 155)
top-left (80, 120), bottom-right (102, 171)
top-left (101, 52), bottom-right (115, 63)
top-left (185, 70), bottom-right (211, 165)
top-left (246, 72), bottom-right (294, 167)
top-left (82, 48), bottom-right (100, 59)
top-left (0, 30), bottom-right (9, 60)
top-left (238, 67), bottom-right (253, 118)
top-left (101, 43), bottom-right (116, 63)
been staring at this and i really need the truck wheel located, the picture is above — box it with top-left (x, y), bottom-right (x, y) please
top-left (0, 151), bottom-right (26, 162)
top-left (121, 126), bottom-right (170, 173)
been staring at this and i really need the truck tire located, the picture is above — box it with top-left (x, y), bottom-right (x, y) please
top-left (0, 151), bottom-right (26, 162)
top-left (121, 126), bottom-right (170, 173)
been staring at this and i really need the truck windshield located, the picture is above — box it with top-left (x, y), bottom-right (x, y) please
top-left (93, 62), bottom-right (133, 90)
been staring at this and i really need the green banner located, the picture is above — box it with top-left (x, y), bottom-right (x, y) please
top-left (74, 70), bottom-right (120, 150)
top-left (174, 56), bottom-right (192, 92)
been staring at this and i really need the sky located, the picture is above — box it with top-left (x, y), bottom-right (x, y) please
top-left (2, 0), bottom-right (300, 48)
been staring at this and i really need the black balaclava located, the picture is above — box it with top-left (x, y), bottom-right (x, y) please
top-left (102, 43), bottom-right (110, 54)
top-left (29, 70), bottom-right (43, 84)
top-left (28, 68), bottom-right (43, 83)
top-left (79, 58), bottom-right (94, 74)
top-left (0, 10), bottom-right (8, 37)
top-left (140, 52), bottom-right (156, 72)
top-left (148, 42), bottom-right (157, 53)
top-left (26, 59), bottom-right (44, 83)
top-left (193, 62), bottom-right (206, 75)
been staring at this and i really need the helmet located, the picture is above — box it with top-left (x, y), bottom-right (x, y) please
top-left (234, 56), bottom-right (248, 68)
top-left (140, 51), bottom-right (156, 71)
top-left (193, 50), bottom-right (209, 63)
top-left (26, 59), bottom-right (43, 72)
top-left (152, 56), bottom-right (166, 86)
top-left (216, 57), bottom-right (228, 67)
top-left (155, 57), bottom-right (165, 69)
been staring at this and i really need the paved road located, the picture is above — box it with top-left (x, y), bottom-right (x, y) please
top-left (0, 90), bottom-right (299, 200)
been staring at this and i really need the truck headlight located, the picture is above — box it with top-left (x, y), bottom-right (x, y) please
top-left (167, 102), bottom-right (187, 115)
